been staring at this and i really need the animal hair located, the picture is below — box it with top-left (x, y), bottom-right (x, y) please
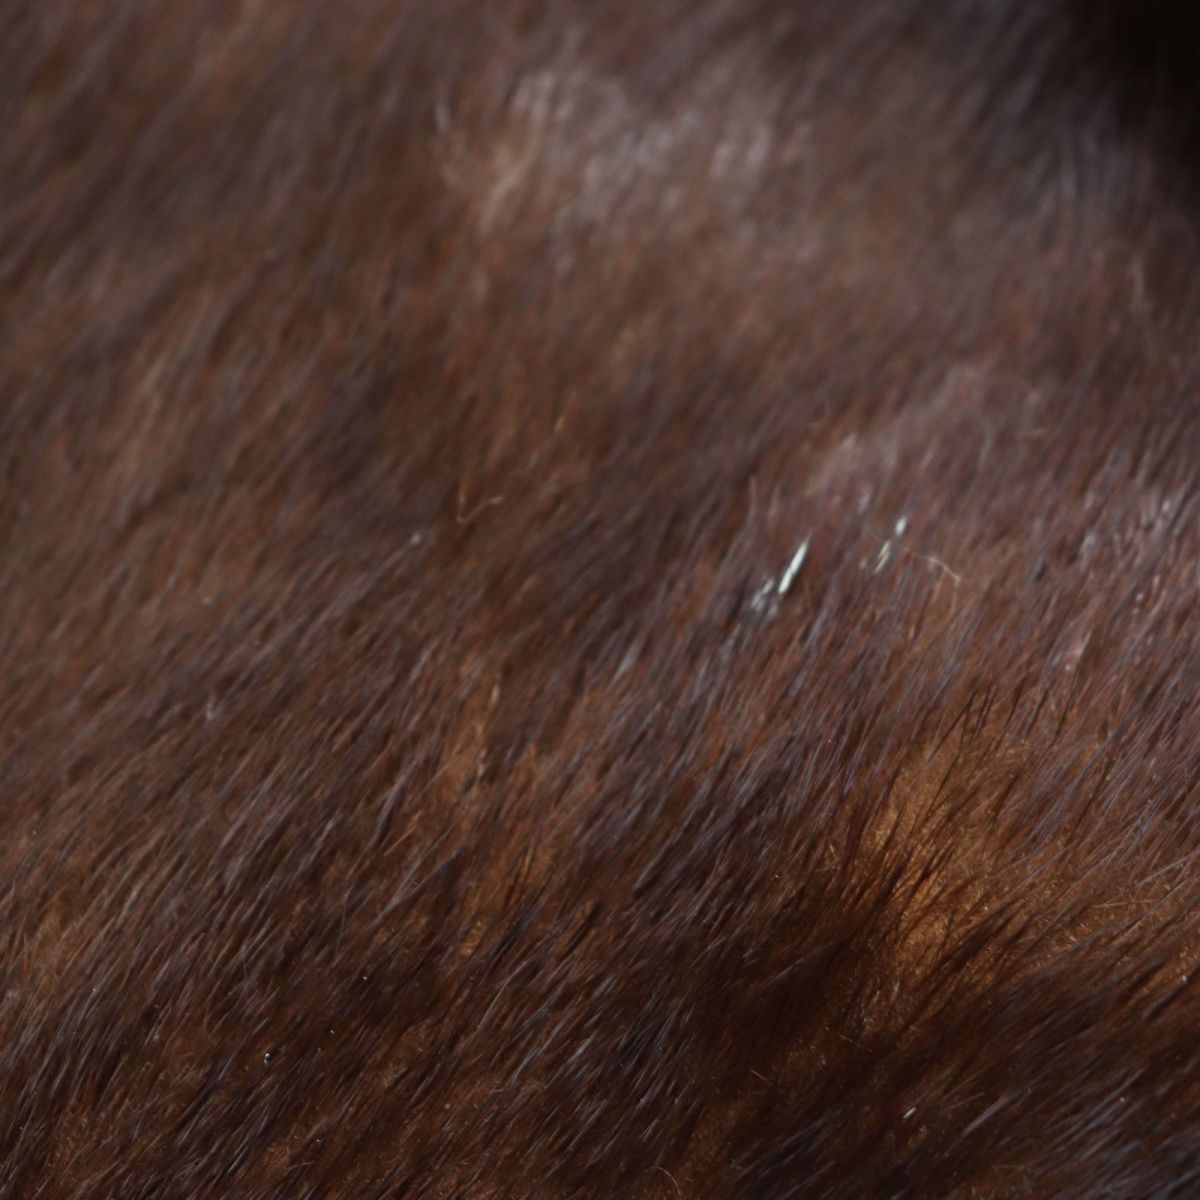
top-left (4, 1), bottom-right (1200, 1196)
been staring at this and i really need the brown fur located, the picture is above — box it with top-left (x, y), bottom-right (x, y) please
top-left (4, 1), bottom-right (1200, 1196)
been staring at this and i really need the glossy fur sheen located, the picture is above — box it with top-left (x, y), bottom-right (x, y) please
top-left (4, 2), bottom-right (1200, 1197)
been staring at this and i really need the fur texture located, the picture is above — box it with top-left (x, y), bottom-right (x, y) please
top-left (4, 1), bottom-right (1200, 1196)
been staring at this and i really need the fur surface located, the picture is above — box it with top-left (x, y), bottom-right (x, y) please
top-left (4, 2), bottom-right (1200, 1196)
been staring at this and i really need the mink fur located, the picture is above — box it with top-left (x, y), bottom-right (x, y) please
top-left (4, 1), bottom-right (1200, 1196)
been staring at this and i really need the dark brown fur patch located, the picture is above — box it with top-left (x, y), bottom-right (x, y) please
top-left (4, 2), bottom-right (1200, 1196)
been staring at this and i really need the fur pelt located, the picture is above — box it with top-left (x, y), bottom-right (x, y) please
top-left (4, 2), bottom-right (1200, 1196)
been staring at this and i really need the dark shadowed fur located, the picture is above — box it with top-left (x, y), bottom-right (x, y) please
top-left (5, 1), bottom-right (1200, 1196)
